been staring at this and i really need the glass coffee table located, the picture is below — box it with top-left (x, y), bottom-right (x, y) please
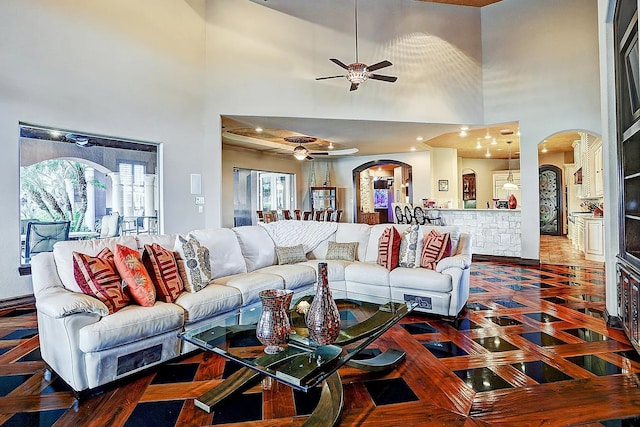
top-left (179, 288), bottom-right (417, 426)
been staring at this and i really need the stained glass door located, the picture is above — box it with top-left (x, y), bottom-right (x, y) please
top-left (539, 165), bottom-right (563, 235)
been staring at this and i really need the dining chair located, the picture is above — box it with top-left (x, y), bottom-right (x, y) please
top-left (413, 206), bottom-right (427, 225)
top-left (256, 211), bottom-right (264, 222)
top-left (283, 210), bottom-right (292, 220)
top-left (302, 211), bottom-right (312, 220)
top-left (294, 209), bottom-right (302, 220)
top-left (264, 212), bottom-right (276, 223)
top-left (314, 210), bottom-right (324, 221)
top-left (334, 210), bottom-right (343, 223)
top-left (99, 214), bottom-right (121, 238)
top-left (394, 205), bottom-right (405, 224)
top-left (324, 208), bottom-right (334, 222)
top-left (24, 221), bottom-right (70, 263)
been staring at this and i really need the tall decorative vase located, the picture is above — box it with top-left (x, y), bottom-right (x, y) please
top-left (256, 289), bottom-right (293, 354)
top-left (306, 263), bottom-right (341, 345)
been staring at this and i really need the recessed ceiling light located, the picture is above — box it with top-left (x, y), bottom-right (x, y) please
top-left (485, 148), bottom-right (491, 157)
top-left (476, 139), bottom-right (482, 149)
top-left (542, 147), bottom-right (548, 153)
top-left (255, 127), bottom-right (263, 133)
top-left (459, 130), bottom-right (467, 137)
top-left (484, 128), bottom-right (491, 139)
top-left (416, 136), bottom-right (423, 141)
top-left (461, 126), bottom-right (469, 131)
top-left (491, 138), bottom-right (497, 145)
top-left (410, 147), bottom-right (416, 151)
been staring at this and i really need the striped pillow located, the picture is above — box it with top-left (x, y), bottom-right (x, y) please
top-left (142, 244), bottom-right (184, 302)
top-left (73, 248), bottom-right (130, 314)
top-left (377, 226), bottom-right (401, 271)
top-left (420, 230), bottom-right (452, 269)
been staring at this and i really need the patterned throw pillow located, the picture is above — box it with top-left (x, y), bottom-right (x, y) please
top-left (174, 234), bottom-right (212, 293)
top-left (142, 244), bottom-right (184, 303)
top-left (420, 230), bottom-right (452, 270)
top-left (398, 224), bottom-right (420, 268)
top-left (275, 244), bottom-right (307, 265)
top-left (72, 248), bottom-right (130, 314)
top-left (114, 244), bottom-right (156, 307)
top-left (377, 226), bottom-right (402, 271)
top-left (325, 241), bottom-right (358, 261)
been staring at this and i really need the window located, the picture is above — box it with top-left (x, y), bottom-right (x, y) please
top-left (233, 168), bottom-right (296, 226)
top-left (19, 124), bottom-right (160, 268)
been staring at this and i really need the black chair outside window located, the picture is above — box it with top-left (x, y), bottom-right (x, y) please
top-left (24, 221), bottom-right (70, 263)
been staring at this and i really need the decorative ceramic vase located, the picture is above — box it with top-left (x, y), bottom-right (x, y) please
top-left (256, 289), bottom-right (293, 354)
top-left (305, 263), bottom-right (341, 345)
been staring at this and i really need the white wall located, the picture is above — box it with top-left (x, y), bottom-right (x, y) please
top-left (430, 148), bottom-right (459, 208)
top-left (482, 0), bottom-right (601, 260)
top-left (0, 0), bottom-right (207, 298)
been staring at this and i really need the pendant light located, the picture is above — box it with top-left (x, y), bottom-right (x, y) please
top-left (503, 140), bottom-right (518, 190)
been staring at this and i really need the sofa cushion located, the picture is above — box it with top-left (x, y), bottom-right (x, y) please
top-left (54, 236), bottom-right (138, 293)
top-left (325, 241), bottom-right (358, 261)
top-left (344, 262), bottom-right (390, 287)
top-left (275, 244), bottom-right (307, 265)
top-left (398, 225), bottom-right (420, 268)
top-left (390, 267), bottom-right (453, 292)
top-left (136, 234), bottom-right (178, 251)
top-left (189, 228), bottom-right (248, 278)
top-left (142, 243), bottom-right (184, 303)
top-left (377, 226), bottom-right (401, 271)
top-left (174, 283), bottom-right (242, 325)
top-left (336, 223), bottom-right (371, 262)
top-left (78, 302), bottom-right (184, 353)
top-left (255, 264), bottom-right (316, 290)
top-left (212, 272), bottom-right (284, 306)
top-left (232, 226), bottom-right (277, 271)
top-left (114, 244), bottom-right (156, 307)
top-left (421, 230), bottom-right (451, 269)
top-left (174, 234), bottom-right (212, 293)
top-left (72, 248), bottom-right (130, 315)
top-left (299, 260), bottom-right (351, 282)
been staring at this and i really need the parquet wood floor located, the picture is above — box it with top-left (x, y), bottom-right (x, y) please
top-left (1, 260), bottom-right (639, 426)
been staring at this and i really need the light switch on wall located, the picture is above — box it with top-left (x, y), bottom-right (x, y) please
top-left (195, 196), bottom-right (205, 205)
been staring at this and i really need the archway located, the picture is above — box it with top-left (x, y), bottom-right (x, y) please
top-left (537, 130), bottom-right (603, 266)
top-left (352, 160), bottom-right (413, 224)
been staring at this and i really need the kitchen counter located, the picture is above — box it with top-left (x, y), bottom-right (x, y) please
top-left (437, 209), bottom-right (521, 258)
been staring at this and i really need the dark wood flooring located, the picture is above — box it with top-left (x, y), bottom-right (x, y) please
top-left (1, 260), bottom-right (640, 426)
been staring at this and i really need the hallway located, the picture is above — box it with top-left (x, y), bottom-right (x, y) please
top-left (539, 234), bottom-right (604, 269)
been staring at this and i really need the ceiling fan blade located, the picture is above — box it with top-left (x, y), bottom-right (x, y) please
top-left (370, 74), bottom-right (398, 83)
top-left (305, 155), bottom-right (314, 161)
top-left (367, 60), bottom-right (392, 72)
top-left (315, 75), bottom-right (345, 81)
top-left (330, 58), bottom-right (349, 69)
top-left (350, 83), bottom-right (359, 91)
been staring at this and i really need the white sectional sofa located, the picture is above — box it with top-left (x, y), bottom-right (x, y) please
top-left (31, 221), bottom-right (471, 393)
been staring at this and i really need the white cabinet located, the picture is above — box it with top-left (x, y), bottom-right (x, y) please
top-left (593, 143), bottom-right (603, 196)
top-left (584, 217), bottom-right (604, 262)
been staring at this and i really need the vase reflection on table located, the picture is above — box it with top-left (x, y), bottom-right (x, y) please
top-left (256, 289), bottom-right (293, 354)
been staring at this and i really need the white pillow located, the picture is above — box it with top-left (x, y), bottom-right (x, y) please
top-left (174, 234), bottom-right (212, 293)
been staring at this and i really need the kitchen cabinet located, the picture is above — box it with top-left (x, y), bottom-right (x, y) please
top-left (584, 217), bottom-right (604, 262)
top-left (310, 186), bottom-right (336, 211)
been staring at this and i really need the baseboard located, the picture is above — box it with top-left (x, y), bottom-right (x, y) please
top-left (604, 308), bottom-right (623, 330)
top-left (0, 294), bottom-right (36, 310)
top-left (472, 254), bottom-right (540, 266)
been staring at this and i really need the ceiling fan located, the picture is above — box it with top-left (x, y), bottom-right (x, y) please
top-left (285, 135), bottom-right (358, 160)
top-left (316, 0), bottom-right (397, 91)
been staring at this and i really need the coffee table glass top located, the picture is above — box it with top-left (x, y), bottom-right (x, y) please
top-left (179, 287), bottom-right (417, 391)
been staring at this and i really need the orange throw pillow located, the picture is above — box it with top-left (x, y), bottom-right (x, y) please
top-left (73, 248), bottom-right (130, 314)
top-left (114, 244), bottom-right (156, 307)
top-left (142, 243), bottom-right (184, 303)
top-left (377, 226), bottom-right (402, 271)
top-left (420, 230), bottom-right (452, 269)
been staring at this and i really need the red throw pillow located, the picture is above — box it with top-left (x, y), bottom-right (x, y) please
top-left (142, 243), bottom-right (184, 303)
top-left (421, 230), bottom-right (452, 269)
top-left (377, 226), bottom-right (402, 271)
top-left (114, 244), bottom-right (156, 307)
top-left (73, 248), bottom-right (130, 314)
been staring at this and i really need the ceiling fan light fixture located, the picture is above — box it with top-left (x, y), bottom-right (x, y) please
top-left (293, 144), bottom-right (308, 160)
top-left (346, 63), bottom-right (369, 84)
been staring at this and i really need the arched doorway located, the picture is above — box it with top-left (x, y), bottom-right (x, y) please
top-left (537, 130), bottom-right (604, 266)
top-left (352, 160), bottom-right (413, 224)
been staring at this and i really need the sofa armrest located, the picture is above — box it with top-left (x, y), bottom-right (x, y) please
top-left (435, 254), bottom-right (471, 273)
top-left (36, 287), bottom-right (108, 319)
